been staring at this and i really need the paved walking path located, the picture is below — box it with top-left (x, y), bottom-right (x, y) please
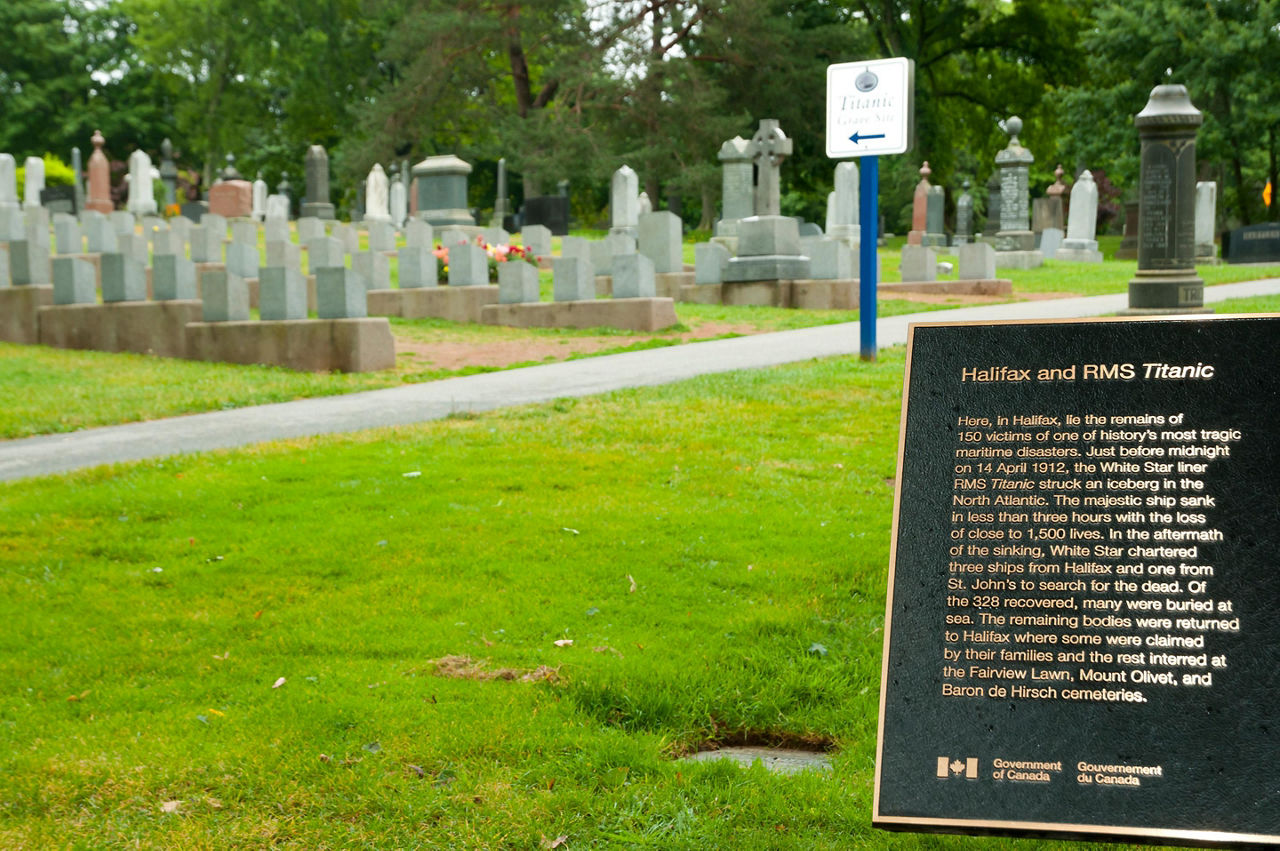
top-left (3, 280), bottom-right (1277, 482)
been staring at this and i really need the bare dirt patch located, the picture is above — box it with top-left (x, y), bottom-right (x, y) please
top-left (426, 655), bottom-right (560, 683)
top-left (394, 321), bottom-right (760, 371)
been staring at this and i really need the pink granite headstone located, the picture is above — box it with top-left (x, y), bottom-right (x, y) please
top-left (86, 130), bottom-right (114, 214)
top-left (208, 180), bottom-right (254, 218)
top-left (907, 161), bottom-right (931, 246)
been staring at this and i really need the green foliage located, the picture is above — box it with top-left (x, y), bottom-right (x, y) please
top-left (13, 154), bottom-right (76, 195)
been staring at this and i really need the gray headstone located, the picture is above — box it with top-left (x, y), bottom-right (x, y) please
top-left (315, 266), bottom-right (366, 318)
top-left (589, 239), bottom-right (613, 276)
top-left (748, 119), bottom-right (792, 217)
top-left (957, 242), bottom-right (996, 280)
top-left (202, 212), bottom-right (228, 241)
top-left (520, 224), bottom-right (551, 257)
top-left (405, 218), bottom-right (433, 249)
top-left (297, 216), bottom-right (325, 243)
top-left (1057, 170), bottom-right (1102, 262)
top-left (438, 227), bottom-right (470, 248)
top-left (231, 220), bottom-right (258, 247)
top-left (201, 268), bottom-right (251, 321)
top-left (170, 215), bottom-right (193, 248)
top-left (54, 215), bottom-right (83, 255)
top-left (694, 242), bottom-right (730, 284)
top-left (638, 211), bottom-right (682, 273)
top-left (1038, 227), bottom-right (1064, 259)
top-left (100, 252), bottom-right (147, 302)
top-left (368, 221), bottom-right (396, 252)
top-left (0, 206), bottom-right (24, 241)
top-left (331, 222), bottom-right (359, 256)
top-left (189, 224), bottom-right (223, 263)
top-left (807, 238), bottom-right (854, 280)
top-left (265, 193), bottom-right (290, 224)
top-left (900, 244), bottom-right (937, 283)
top-left (412, 154), bottom-right (474, 227)
top-left (266, 240), bottom-right (301, 271)
top-left (924, 186), bottom-right (946, 246)
top-left (264, 218), bottom-right (290, 245)
top-left (152, 254), bottom-right (197, 300)
top-left (611, 252), bottom-right (655, 299)
top-left (302, 145), bottom-right (335, 220)
top-left (481, 226), bottom-right (510, 247)
top-left (352, 251), bottom-right (390, 290)
top-left (717, 137), bottom-right (754, 237)
top-left (110, 210), bottom-right (135, 237)
top-left (0, 245), bottom-right (8, 286)
top-left (258, 266), bottom-right (307, 320)
top-left (307, 236), bottom-right (344, 269)
top-left (227, 242), bottom-right (259, 280)
top-left (552, 256), bottom-right (594, 302)
top-left (994, 116), bottom-right (1034, 250)
top-left (52, 256), bottom-right (96, 304)
top-left (151, 228), bottom-right (183, 258)
top-left (497, 259), bottom-right (539, 303)
top-left (82, 210), bottom-right (117, 253)
top-left (448, 243), bottom-right (490, 287)
top-left (398, 245), bottom-right (438, 288)
top-left (116, 232), bottom-right (148, 267)
top-left (560, 235), bottom-right (589, 261)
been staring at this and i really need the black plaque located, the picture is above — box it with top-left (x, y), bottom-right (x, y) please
top-left (1224, 224), bottom-right (1280, 265)
top-left (876, 316), bottom-right (1280, 846)
top-left (40, 185), bottom-right (77, 215)
top-left (522, 195), bottom-right (570, 236)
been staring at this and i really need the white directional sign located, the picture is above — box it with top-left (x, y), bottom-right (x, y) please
top-left (826, 58), bottom-right (915, 158)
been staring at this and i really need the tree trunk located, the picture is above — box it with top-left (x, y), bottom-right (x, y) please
top-left (1270, 127), bottom-right (1278, 222)
top-left (646, 177), bottom-right (660, 207)
top-left (1232, 155), bottom-right (1250, 226)
top-left (698, 185), bottom-right (715, 231)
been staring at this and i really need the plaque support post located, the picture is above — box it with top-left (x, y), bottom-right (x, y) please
top-left (859, 155), bottom-right (879, 361)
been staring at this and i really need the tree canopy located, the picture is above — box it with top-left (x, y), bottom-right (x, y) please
top-left (3, 0), bottom-right (1276, 229)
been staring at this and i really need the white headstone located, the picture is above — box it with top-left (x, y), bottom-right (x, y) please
top-left (1055, 169), bottom-right (1103, 263)
top-left (364, 164), bottom-right (391, 223)
top-left (826, 161), bottom-right (859, 248)
top-left (126, 150), bottom-right (157, 215)
top-left (1195, 181), bottom-right (1217, 259)
top-left (637, 192), bottom-right (652, 216)
top-left (610, 165), bottom-right (639, 236)
top-left (0, 154), bottom-right (19, 210)
top-left (390, 179), bottom-right (407, 228)
top-left (266, 194), bottom-right (290, 223)
top-left (23, 157), bottom-right (45, 210)
top-left (251, 175), bottom-right (268, 221)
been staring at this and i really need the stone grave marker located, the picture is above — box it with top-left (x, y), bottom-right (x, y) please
top-left (152, 254), bottom-right (197, 300)
top-left (308, 237), bottom-right (345, 270)
top-left (808, 238), bottom-right (854, 280)
top-left (352, 251), bottom-right (390, 290)
top-left (368, 221), bottom-right (396, 252)
top-left (694, 241), bottom-right (730, 284)
top-left (126, 150), bottom-right (157, 216)
top-left (497, 259), bottom-right (539, 303)
top-left (226, 242), bottom-right (259, 280)
top-left (899, 244), bottom-right (937, 282)
top-left (638, 211), bottom-right (682, 274)
top-left (957, 242), bottom-right (995, 279)
top-left (86, 131), bottom-right (113, 215)
top-left (54, 215), bottom-right (82, 255)
top-left (365, 164), bottom-right (391, 223)
top-left (251, 173), bottom-right (268, 222)
top-left (611, 252), bottom-right (655, 298)
top-left (610, 165), bottom-right (639, 237)
top-left (398, 246), bottom-right (437, 288)
top-left (448, 243), bottom-right (490, 287)
top-left (83, 211), bottom-right (117, 253)
top-left (100, 253), bottom-right (146, 302)
top-left (315, 267), bottom-right (366, 318)
top-left (0, 154), bottom-right (18, 210)
top-left (258, 267), bottom-right (307, 319)
top-left (266, 241), bottom-right (301, 271)
top-left (405, 218), bottom-right (433, 249)
top-left (201, 269), bottom-right (250, 321)
top-left (520, 224), bottom-right (551, 258)
top-left (301, 145), bottom-right (336, 220)
top-left (1224, 223), bottom-right (1280, 264)
top-left (552, 256), bottom-right (594, 301)
top-left (23, 156), bottom-right (45, 210)
top-left (1195, 181), bottom-right (1217, 262)
top-left (1055, 170), bottom-right (1102, 263)
top-left (52, 256), bottom-right (96, 304)
top-left (297, 216), bottom-right (325, 244)
top-left (826, 160), bottom-right (859, 248)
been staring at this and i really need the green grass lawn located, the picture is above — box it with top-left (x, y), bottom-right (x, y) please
top-left (0, 350), bottom-right (1154, 848)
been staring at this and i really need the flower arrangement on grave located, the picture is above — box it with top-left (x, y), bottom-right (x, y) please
top-left (480, 237), bottom-right (538, 281)
top-left (433, 243), bottom-right (450, 284)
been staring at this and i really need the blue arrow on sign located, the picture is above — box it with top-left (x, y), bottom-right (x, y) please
top-left (849, 131), bottom-right (887, 144)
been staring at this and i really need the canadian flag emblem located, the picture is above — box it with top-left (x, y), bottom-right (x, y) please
top-left (937, 756), bottom-right (978, 779)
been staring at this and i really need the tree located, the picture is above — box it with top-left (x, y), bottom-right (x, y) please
top-left (1057, 0), bottom-right (1280, 225)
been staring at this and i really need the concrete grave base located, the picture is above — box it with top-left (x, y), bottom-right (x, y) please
top-left (0, 285), bottom-right (54, 344)
top-left (655, 272), bottom-right (695, 299)
top-left (879, 279), bottom-right (1013, 297)
top-left (679, 279), bottom-right (858, 310)
top-left (367, 286), bottom-right (499, 323)
top-left (184, 318), bottom-right (395, 372)
top-left (38, 301), bottom-right (202, 357)
top-left (480, 298), bottom-right (678, 332)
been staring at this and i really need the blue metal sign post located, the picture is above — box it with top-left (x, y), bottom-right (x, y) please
top-left (826, 58), bottom-right (914, 363)
top-left (859, 156), bottom-right (879, 361)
